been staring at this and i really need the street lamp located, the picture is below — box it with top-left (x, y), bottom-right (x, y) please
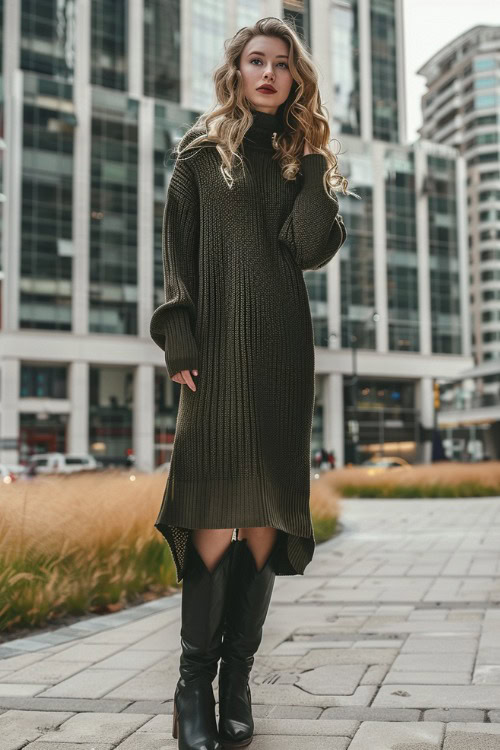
top-left (328, 310), bottom-right (379, 465)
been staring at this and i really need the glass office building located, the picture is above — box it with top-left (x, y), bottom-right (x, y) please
top-left (418, 25), bottom-right (500, 365)
top-left (0, 0), bottom-right (472, 470)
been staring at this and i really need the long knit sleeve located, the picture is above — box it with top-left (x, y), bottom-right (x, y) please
top-left (278, 153), bottom-right (347, 271)
top-left (150, 150), bottom-right (200, 379)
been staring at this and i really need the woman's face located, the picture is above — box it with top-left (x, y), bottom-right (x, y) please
top-left (239, 34), bottom-right (293, 115)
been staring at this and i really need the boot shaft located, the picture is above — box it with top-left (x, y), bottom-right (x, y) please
top-left (179, 536), bottom-right (236, 684)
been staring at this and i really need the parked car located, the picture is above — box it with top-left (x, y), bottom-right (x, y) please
top-left (24, 452), bottom-right (98, 475)
top-left (359, 456), bottom-right (412, 475)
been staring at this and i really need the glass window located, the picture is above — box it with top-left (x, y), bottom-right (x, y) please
top-left (283, 0), bottom-right (311, 46)
top-left (473, 58), bottom-right (496, 72)
top-left (20, 364), bottom-right (68, 398)
top-left (191, 0), bottom-right (226, 111)
top-left (371, 0), bottom-right (398, 143)
top-left (427, 154), bottom-right (461, 355)
top-left (331, 0), bottom-right (360, 137)
top-left (89, 365), bottom-right (134, 465)
top-left (89, 90), bottom-right (139, 335)
top-left (385, 149), bottom-right (419, 352)
top-left (304, 271), bottom-right (328, 347)
top-left (340, 152), bottom-right (376, 350)
top-left (91, 0), bottom-right (127, 90)
top-left (21, 0), bottom-right (75, 79)
top-left (475, 94), bottom-right (498, 109)
top-left (153, 104), bottom-right (200, 317)
top-left (19, 413), bottom-right (68, 458)
top-left (154, 368), bottom-right (181, 467)
top-left (474, 77), bottom-right (497, 90)
top-left (20, 74), bottom-right (74, 331)
top-left (144, 0), bottom-right (181, 101)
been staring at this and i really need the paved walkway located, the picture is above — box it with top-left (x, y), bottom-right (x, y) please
top-left (3, 498), bottom-right (500, 749)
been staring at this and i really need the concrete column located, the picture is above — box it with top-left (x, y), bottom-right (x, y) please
top-left (372, 142), bottom-right (388, 352)
top-left (73, 0), bottom-right (91, 335)
top-left (418, 376), bottom-right (434, 464)
top-left (323, 372), bottom-right (344, 468)
top-left (310, 0), bottom-right (332, 94)
top-left (133, 364), bottom-right (155, 473)
top-left (395, 0), bottom-right (407, 145)
top-left (128, 0), bottom-right (143, 98)
top-left (0, 358), bottom-right (20, 465)
top-left (328, 256), bottom-right (341, 352)
top-left (180, 1), bottom-right (193, 110)
top-left (68, 361), bottom-right (89, 454)
top-left (265, 0), bottom-right (282, 19)
top-left (2, 0), bottom-right (22, 332)
top-left (415, 142), bottom-right (432, 355)
top-left (138, 98), bottom-right (155, 339)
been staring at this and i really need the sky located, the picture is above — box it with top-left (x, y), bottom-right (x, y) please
top-left (403, 0), bottom-right (499, 144)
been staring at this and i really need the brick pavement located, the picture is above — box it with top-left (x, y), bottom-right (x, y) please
top-left (2, 497), bottom-right (500, 748)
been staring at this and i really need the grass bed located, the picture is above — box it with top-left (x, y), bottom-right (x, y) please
top-left (322, 461), bottom-right (500, 499)
top-left (0, 470), bottom-right (340, 634)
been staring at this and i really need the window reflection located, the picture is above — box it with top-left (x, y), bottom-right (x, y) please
top-left (20, 73), bottom-right (74, 331)
top-left (331, 0), bottom-right (360, 137)
top-left (371, 0), bottom-right (398, 143)
top-left (144, 0), bottom-right (181, 101)
top-left (91, 0), bottom-right (127, 91)
top-left (385, 149), bottom-right (419, 351)
top-left (340, 152), bottom-right (375, 349)
top-left (89, 365), bottom-right (133, 465)
top-left (89, 90), bottom-right (139, 335)
top-left (427, 155), bottom-right (461, 355)
top-left (21, 0), bottom-right (75, 80)
top-left (21, 364), bottom-right (68, 399)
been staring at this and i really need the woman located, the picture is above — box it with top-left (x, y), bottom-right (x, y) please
top-left (150, 16), bottom-right (356, 750)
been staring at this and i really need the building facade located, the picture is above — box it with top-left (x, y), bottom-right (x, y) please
top-left (0, 0), bottom-right (472, 472)
top-left (438, 359), bottom-right (500, 462)
top-left (418, 25), bottom-right (500, 365)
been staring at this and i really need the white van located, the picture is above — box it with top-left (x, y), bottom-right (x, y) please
top-left (26, 452), bottom-right (98, 475)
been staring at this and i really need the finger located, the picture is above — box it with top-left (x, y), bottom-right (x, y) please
top-left (181, 369), bottom-right (196, 392)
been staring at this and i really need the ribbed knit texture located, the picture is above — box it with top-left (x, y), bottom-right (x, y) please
top-left (150, 107), bottom-right (347, 583)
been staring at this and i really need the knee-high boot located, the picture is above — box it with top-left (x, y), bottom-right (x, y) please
top-left (217, 537), bottom-right (277, 748)
top-left (172, 534), bottom-right (236, 750)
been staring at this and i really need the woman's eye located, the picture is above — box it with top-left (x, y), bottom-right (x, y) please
top-left (250, 59), bottom-right (288, 68)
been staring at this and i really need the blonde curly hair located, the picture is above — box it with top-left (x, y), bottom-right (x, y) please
top-left (173, 16), bottom-right (359, 200)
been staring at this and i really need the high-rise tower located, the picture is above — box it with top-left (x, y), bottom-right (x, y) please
top-left (418, 25), bottom-right (500, 365)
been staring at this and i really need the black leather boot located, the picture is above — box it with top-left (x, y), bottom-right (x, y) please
top-left (172, 534), bottom-right (236, 750)
top-left (217, 536), bottom-right (277, 748)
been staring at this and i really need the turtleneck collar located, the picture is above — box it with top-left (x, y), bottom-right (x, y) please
top-left (243, 106), bottom-right (285, 150)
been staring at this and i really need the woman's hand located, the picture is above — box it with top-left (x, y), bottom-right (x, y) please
top-left (172, 369), bottom-right (198, 391)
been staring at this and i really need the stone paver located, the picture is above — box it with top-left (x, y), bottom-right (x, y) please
top-left (348, 721), bottom-right (445, 748)
top-left (2, 497), bottom-right (500, 747)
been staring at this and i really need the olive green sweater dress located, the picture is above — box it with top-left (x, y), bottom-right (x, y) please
top-left (150, 107), bottom-right (347, 583)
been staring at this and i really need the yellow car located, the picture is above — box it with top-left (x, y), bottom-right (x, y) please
top-left (359, 456), bottom-right (412, 475)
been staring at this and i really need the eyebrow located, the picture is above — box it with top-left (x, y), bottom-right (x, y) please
top-left (247, 50), bottom-right (289, 59)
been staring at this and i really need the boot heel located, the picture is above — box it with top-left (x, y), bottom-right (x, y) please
top-left (172, 699), bottom-right (178, 739)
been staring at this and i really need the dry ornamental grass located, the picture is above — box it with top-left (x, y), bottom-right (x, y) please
top-left (321, 461), bottom-right (500, 498)
top-left (0, 469), bottom-right (340, 633)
